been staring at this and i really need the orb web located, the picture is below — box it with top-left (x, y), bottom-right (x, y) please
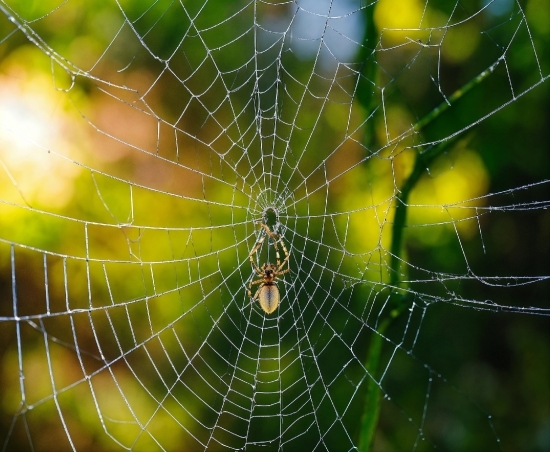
top-left (0, 0), bottom-right (549, 450)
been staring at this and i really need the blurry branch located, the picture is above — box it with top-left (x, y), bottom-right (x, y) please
top-left (355, 2), bottom-right (377, 150)
top-left (388, 60), bottom-right (499, 284)
top-left (413, 61), bottom-right (498, 132)
top-left (357, 325), bottom-right (383, 451)
top-left (357, 54), bottom-right (497, 452)
top-left (389, 135), bottom-right (465, 287)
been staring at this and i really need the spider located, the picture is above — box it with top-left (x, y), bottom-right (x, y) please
top-left (248, 223), bottom-right (290, 314)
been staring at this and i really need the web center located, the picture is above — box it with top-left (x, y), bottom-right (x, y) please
top-left (263, 207), bottom-right (278, 230)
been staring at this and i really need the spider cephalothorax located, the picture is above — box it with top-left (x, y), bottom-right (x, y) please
top-left (248, 223), bottom-right (290, 314)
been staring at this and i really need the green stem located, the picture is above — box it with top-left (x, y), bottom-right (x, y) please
top-left (358, 61), bottom-right (493, 452)
top-left (388, 62), bottom-right (495, 280)
top-left (389, 132), bottom-right (466, 283)
top-left (356, 2), bottom-right (377, 149)
top-left (357, 327), bottom-right (384, 450)
top-left (413, 62), bottom-right (498, 132)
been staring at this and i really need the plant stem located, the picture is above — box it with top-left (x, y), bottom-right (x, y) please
top-left (356, 2), bottom-right (378, 150)
top-left (413, 61), bottom-right (498, 132)
top-left (358, 62), bottom-right (495, 452)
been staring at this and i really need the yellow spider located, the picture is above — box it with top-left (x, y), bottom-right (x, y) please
top-left (248, 223), bottom-right (290, 314)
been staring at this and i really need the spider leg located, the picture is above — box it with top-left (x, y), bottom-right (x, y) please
top-left (243, 283), bottom-right (264, 313)
top-left (271, 236), bottom-right (282, 268)
top-left (258, 223), bottom-right (290, 273)
top-left (248, 277), bottom-right (265, 298)
top-left (275, 267), bottom-right (290, 276)
top-left (249, 278), bottom-right (265, 288)
top-left (268, 228), bottom-right (289, 273)
top-left (275, 235), bottom-right (290, 273)
top-left (248, 282), bottom-right (264, 300)
top-left (249, 232), bottom-right (266, 275)
top-left (258, 223), bottom-right (278, 240)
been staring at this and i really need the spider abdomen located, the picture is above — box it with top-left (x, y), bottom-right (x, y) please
top-left (259, 283), bottom-right (280, 314)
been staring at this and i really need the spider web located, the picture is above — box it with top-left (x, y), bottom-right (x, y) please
top-left (0, 0), bottom-right (549, 450)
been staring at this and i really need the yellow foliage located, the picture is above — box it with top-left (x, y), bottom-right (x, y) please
top-left (409, 149), bottom-right (489, 240)
top-left (375, 0), bottom-right (425, 30)
top-left (0, 46), bottom-right (86, 210)
top-left (442, 22), bottom-right (481, 64)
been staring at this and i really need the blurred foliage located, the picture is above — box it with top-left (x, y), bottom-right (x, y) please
top-left (0, 0), bottom-right (549, 450)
